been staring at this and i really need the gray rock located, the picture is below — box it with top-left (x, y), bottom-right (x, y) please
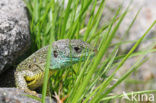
top-left (0, 0), bottom-right (30, 73)
top-left (0, 88), bottom-right (54, 103)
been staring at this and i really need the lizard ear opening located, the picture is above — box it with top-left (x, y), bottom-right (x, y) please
top-left (53, 50), bottom-right (58, 58)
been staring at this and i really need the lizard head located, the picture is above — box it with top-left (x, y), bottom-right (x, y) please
top-left (50, 39), bottom-right (95, 69)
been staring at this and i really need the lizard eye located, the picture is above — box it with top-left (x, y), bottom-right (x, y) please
top-left (74, 47), bottom-right (81, 53)
top-left (53, 50), bottom-right (58, 58)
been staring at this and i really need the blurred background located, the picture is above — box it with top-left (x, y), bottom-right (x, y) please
top-left (101, 0), bottom-right (156, 102)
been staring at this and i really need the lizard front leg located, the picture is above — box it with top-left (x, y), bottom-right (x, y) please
top-left (14, 70), bottom-right (39, 96)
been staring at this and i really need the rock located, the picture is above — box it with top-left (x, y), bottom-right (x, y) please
top-left (0, 0), bottom-right (30, 74)
top-left (0, 88), bottom-right (54, 103)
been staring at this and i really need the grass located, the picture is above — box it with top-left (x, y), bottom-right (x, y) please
top-left (24, 0), bottom-right (156, 103)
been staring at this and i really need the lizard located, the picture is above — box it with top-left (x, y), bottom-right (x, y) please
top-left (14, 39), bottom-right (95, 97)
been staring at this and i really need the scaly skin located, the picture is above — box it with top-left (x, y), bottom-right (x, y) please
top-left (15, 39), bottom-right (94, 96)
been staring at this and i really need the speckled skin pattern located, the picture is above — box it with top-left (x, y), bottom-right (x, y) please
top-left (15, 39), bottom-right (94, 94)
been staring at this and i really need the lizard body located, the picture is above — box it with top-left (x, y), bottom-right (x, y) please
top-left (15, 39), bottom-right (94, 95)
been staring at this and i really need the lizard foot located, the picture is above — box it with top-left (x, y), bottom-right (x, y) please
top-left (24, 88), bottom-right (39, 97)
top-left (53, 92), bottom-right (68, 103)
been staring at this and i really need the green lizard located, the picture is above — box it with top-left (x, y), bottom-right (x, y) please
top-left (15, 39), bottom-right (95, 96)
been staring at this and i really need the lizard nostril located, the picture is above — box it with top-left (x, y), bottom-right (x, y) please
top-left (53, 50), bottom-right (58, 58)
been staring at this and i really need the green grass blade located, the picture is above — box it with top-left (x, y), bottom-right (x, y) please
top-left (61, 0), bottom-right (72, 38)
top-left (122, 8), bottom-right (142, 39)
top-left (67, 54), bottom-right (93, 102)
top-left (83, 48), bottom-right (118, 103)
top-left (83, 0), bottom-right (105, 41)
top-left (41, 0), bottom-right (56, 102)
